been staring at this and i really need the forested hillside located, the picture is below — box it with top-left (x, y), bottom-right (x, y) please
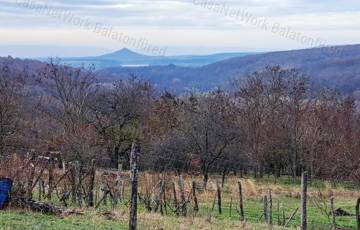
top-left (99, 44), bottom-right (360, 96)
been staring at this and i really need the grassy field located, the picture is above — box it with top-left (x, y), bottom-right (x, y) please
top-left (0, 174), bottom-right (359, 230)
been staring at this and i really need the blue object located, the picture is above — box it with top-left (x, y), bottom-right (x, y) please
top-left (0, 178), bottom-right (12, 209)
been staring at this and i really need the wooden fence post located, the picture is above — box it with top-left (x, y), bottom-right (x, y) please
top-left (277, 201), bottom-right (281, 226)
top-left (74, 161), bottom-right (82, 207)
top-left (330, 197), bottom-right (336, 229)
top-left (217, 180), bottom-right (222, 214)
top-left (47, 155), bottom-right (55, 201)
top-left (263, 195), bottom-right (268, 223)
top-left (38, 180), bottom-right (42, 201)
top-left (238, 181), bottom-right (245, 221)
top-left (27, 163), bottom-right (35, 200)
top-left (172, 181), bottom-right (179, 216)
top-left (300, 171), bottom-right (308, 230)
top-left (88, 159), bottom-right (96, 207)
top-left (115, 163), bottom-right (122, 203)
top-left (163, 180), bottom-right (167, 215)
top-left (159, 180), bottom-right (165, 215)
top-left (192, 181), bottom-right (199, 213)
top-left (178, 175), bottom-right (187, 217)
top-left (268, 189), bottom-right (273, 225)
top-left (129, 142), bottom-right (140, 230)
top-left (356, 198), bottom-right (360, 230)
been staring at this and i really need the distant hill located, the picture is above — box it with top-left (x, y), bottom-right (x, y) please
top-left (57, 48), bottom-right (254, 69)
top-left (2, 44), bottom-right (360, 97)
top-left (98, 44), bottom-right (360, 96)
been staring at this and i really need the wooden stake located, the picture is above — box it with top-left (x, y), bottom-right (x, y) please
top-left (47, 155), bottom-right (55, 201)
top-left (282, 208), bottom-right (286, 226)
top-left (229, 197), bottom-right (233, 217)
top-left (238, 181), bottom-right (245, 221)
top-left (356, 198), bottom-right (360, 230)
top-left (217, 180), bottom-right (222, 214)
top-left (268, 189), bottom-right (273, 225)
top-left (277, 201), bottom-right (281, 226)
top-left (38, 179), bottom-right (42, 201)
top-left (263, 195), bottom-right (268, 224)
top-left (159, 180), bottom-right (165, 215)
top-left (192, 181), bottom-right (199, 213)
top-left (74, 161), bottom-right (82, 207)
top-left (172, 181), bottom-right (179, 216)
top-left (88, 159), bottom-right (96, 207)
top-left (129, 142), bottom-right (140, 230)
top-left (330, 197), bottom-right (336, 229)
top-left (300, 171), bottom-right (308, 230)
top-left (178, 175), bottom-right (187, 217)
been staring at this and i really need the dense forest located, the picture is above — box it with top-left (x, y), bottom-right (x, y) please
top-left (1, 57), bottom-right (359, 188)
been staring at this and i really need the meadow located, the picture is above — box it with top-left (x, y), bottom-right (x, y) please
top-left (1, 173), bottom-right (359, 230)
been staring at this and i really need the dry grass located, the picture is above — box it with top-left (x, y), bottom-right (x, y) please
top-left (1, 165), bottom-right (359, 229)
top-left (88, 209), bottom-right (294, 230)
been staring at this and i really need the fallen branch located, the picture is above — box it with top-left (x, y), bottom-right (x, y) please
top-left (10, 196), bottom-right (83, 216)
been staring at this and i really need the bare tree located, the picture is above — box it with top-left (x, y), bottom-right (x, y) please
top-left (89, 78), bottom-right (154, 168)
top-left (0, 63), bottom-right (24, 156)
top-left (39, 59), bottom-right (98, 161)
top-left (178, 90), bottom-right (240, 188)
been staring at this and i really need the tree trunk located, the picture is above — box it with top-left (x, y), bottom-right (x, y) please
top-left (275, 165), bottom-right (281, 178)
top-left (292, 152), bottom-right (298, 181)
top-left (221, 168), bottom-right (227, 188)
top-left (259, 164), bottom-right (264, 178)
top-left (203, 172), bottom-right (209, 190)
top-left (111, 146), bottom-right (120, 169)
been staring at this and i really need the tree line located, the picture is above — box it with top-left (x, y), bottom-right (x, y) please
top-left (1, 59), bottom-right (359, 186)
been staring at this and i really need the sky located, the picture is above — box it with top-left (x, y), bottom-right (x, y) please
top-left (0, 0), bottom-right (360, 57)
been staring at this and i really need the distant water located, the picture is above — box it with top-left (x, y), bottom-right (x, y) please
top-left (121, 64), bottom-right (149, 67)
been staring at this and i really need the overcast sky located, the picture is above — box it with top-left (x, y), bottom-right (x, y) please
top-left (0, 0), bottom-right (360, 57)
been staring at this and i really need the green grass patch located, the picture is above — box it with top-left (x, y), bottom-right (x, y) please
top-left (0, 210), bottom-right (126, 230)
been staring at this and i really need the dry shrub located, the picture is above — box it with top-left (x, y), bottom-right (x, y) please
top-left (0, 154), bottom-right (25, 179)
top-left (0, 154), bottom-right (32, 197)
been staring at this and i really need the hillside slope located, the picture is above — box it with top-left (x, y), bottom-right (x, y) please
top-left (99, 44), bottom-right (360, 94)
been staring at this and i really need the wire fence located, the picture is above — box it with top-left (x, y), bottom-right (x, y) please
top-left (0, 152), bottom-right (359, 230)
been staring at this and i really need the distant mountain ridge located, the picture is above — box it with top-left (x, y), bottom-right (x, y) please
top-left (2, 44), bottom-right (360, 97)
top-left (98, 44), bottom-right (360, 96)
top-left (58, 48), bottom-right (254, 69)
